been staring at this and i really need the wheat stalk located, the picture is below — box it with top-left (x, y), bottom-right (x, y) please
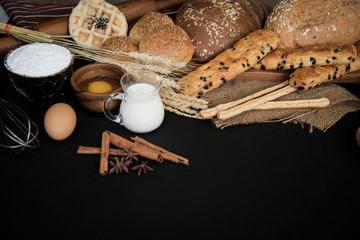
top-left (0, 23), bottom-right (208, 118)
top-left (0, 23), bottom-right (199, 77)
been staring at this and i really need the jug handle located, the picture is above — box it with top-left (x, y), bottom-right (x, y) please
top-left (103, 93), bottom-right (126, 125)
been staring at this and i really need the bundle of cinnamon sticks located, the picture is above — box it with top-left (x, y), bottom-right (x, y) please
top-left (77, 131), bottom-right (189, 176)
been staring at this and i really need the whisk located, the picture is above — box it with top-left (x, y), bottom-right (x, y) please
top-left (0, 98), bottom-right (39, 153)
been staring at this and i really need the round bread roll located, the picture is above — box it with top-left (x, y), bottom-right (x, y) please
top-left (139, 24), bottom-right (194, 63)
top-left (265, 0), bottom-right (360, 49)
top-left (129, 12), bottom-right (174, 44)
top-left (176, 0), bottom-right (270, 62)
top-left (100, 36), bottom-right (139, 52)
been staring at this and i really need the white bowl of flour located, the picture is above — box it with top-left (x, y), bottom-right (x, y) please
top-left (4, 43), bottom-right (74, 103)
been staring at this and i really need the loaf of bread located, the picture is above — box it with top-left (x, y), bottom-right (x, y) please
top-left (100, 36), bottom-right (139, 53)
top-left (178, 29), bottom-right (280, 97)
top-left (265, 0), bottom-right (360, 49)
top-left (129, 12), bottom-right (174, 44)
top-left (253, 45), bottom-right (357, 70)
top-left (289, 46), bottom-right (360, 90)
top-left (176, 0), bottom-right (270, 62)
top-left (139, 24), bottom-right (194, 63)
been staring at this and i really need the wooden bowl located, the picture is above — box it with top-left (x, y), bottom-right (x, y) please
top-left (70, 63), bottom-right (126, 113)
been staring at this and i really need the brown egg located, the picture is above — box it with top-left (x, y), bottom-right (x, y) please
top-left (44, 103), bottom-right (77, 140)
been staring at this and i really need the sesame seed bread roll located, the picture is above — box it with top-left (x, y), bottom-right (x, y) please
top-left (129, 12), bottom-right (174, 44)
top-left (139, 24), bottom-right (194, 63)
top-left (178, 29), bottom-right (280, 97)
top-left (289, 46), bottom-right (360, 90)
top-left (176, 0), bottom-right (270, 62)
top-left (100, 36), bottom-right (139, 52)
top-left (253, 45), bottom-right (357, 70)
top-left (265, 0), bottom-right (360, 49)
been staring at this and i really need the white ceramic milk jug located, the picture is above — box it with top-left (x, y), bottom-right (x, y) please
top-left (103, 70), bottom-right (164, 133)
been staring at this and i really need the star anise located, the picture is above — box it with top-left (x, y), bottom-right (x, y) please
top-left (131, 161), bottom-right (154, 176)
top-left (108, 156), bottom-right (132, 175)
top-left (122, 145), bottom-right (139, 162)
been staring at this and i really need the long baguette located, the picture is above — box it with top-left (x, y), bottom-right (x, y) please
top-left (178, 29), bottom-right (280, 97)
top-left (289, 46), bottom-right (360, 90)
top-left (253, 44), bottom-right (357, 70)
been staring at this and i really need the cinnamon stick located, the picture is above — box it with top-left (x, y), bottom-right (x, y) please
top-left (105, 131), bottom-right (163, 163)
top-left (131, 136), bottom-right (189, 166)
top-left (77, 146), bottom-right (127, 156)
top-left (100, 132), bottom-right (110, 176)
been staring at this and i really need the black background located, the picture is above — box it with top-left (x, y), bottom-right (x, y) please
top-left (1, 56), bottom-right (360, 239)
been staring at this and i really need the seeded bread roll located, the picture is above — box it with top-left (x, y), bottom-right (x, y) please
top-left (265, 0), bottom-right (360, 49)
top-left (289, 46), bottom-right (360, 90)
top-left (129, 12), bottom-right (174, 44)
top-left (254, 45), bottom-right (357, 70)
top-left (178, 29), bottom-right (280, 97)
top-left (176, 0), bottom-right (270, 62)
top-left (139, 24), bottom-right (194, 63)
top-left (100, 36), bottom-right (139, 52)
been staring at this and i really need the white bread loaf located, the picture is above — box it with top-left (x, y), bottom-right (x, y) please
top-left (265, 0), bottom-right (360, 49)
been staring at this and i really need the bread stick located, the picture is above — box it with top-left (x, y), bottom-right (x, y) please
top-left (199, 81), bottom-right (288, 119)
top-left (217, 85), bottom-right (296, 120)
top-left (178, 29), bottom-right (280, 97)
top-left (253, 44), bottom-right (357, 70)
top-left (255, 98), bottom-right (330, 110)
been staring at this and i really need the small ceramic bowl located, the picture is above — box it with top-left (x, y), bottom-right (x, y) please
top-left (4, 43), bottom-right (74, 104)
top-left (70, 63), bottom-right (126, 113)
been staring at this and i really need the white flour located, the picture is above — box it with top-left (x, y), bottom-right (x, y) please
top-left (6, 43), bottom-right (72, 77)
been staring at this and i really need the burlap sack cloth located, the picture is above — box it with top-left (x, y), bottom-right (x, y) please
top-left (203, 80), bottom-right (360, 131)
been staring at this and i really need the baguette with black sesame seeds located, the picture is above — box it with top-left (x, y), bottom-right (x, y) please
top-left (253, 45), bottom-right (357, 71)
top-left (178, 29), bottom-right (280, 96)
top-left (289, 46), bottom-right (360, 90)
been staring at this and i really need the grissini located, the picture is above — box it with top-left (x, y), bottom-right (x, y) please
top-left (199, 81), bottom-right (288, 119)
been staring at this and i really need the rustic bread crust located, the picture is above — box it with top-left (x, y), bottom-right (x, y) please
top-left (178, 29), bottom-right (280, 96)
top-left (253, 45), bottom-right (357, 70)
top-left (265, 0), bottom-right (360, 49)
top-left (139, 24), bottom-right (194, 63)
top-left (176, 0), bottom-right (268, 62)
top-left (100, 36), bottom-right (139, 52)
top-left (129, 12), bottom-right (174, 44)
top-left (289, 46), bottom-right (360, 90)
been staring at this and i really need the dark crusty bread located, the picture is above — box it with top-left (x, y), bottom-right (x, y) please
top-left (265, 0), bottom-right (360, 49)
top-left (253, 45), bottom-right (357, 70)
top-left (289, 46), bottom-right (360, 90)
top-left (100, 36), bottom-right (139, 53)
top-left (129, 12), bottom-right (174, 44)
top-left (139, 24), bottom-right (194, 63)
top-left (178, 29), bottom-right (280, 96)
top-left (176, 0), bottom-right (269, 62)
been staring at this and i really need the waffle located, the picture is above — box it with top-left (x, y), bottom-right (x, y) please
top-left (69, 0), bottom-right (128, 48)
